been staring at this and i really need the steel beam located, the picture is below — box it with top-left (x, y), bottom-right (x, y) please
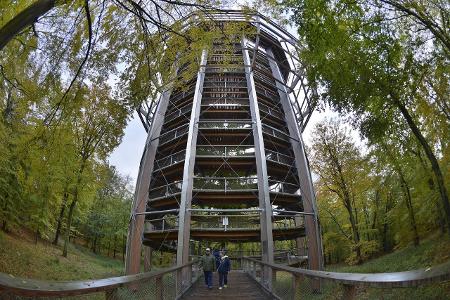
top-left (176, 50), bottom-right (208, 290)
top-left (242, 38), bottom-right (274, 291)
top-left (266, 48), bottom-right (324, 272)
top-left (125, 90), bottom-right (172, 275)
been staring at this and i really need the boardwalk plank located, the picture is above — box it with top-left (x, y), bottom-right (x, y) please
top-left (181, 271), bottom-right (272, 300)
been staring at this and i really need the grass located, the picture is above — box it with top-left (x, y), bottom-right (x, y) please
top-left (271, 232), bottom-right (450, 300)
top-left (326, 231), bottom-right (450, 273)
top-left (0, 229), bottom-right (124, 281)
top-left (323, 232), bottom-right (450, 299)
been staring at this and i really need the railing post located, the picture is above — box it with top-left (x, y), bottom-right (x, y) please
top-left (187, 264), bottom-right (193, 286)
top-left (0, 289), bottom-right (12, 300)
top-left (264, 265), bottom-right (273, 292)
top-left (271, 268), bottom-right (277, 288)
top-left (252, 261), bottom-right (256, 279)
top-left (105, 288), bottom-right (118, 300)
top-left (155, 275), bottom-right (163, 300)
top-left (293, 274), bottom-right (304, 300)
top-left (342, 284), bottom-right (356, 300)
top-left (176, 268), bottom-right (183, 297)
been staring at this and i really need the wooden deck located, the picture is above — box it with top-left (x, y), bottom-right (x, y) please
top-left (181, 271), bottom-right (272, 300)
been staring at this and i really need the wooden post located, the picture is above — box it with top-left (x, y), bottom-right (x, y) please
top-left (252, 261), bottom-right (256, 279)
top-left (176, 268), bottom-right (184, 297)
top-left (342, 284), bottom-right (356, 300)
top-left (155, 276), bottom-right (163, 300)
top-left (0, 288), bottom-right (12, 300)
top-left (293, 274), bottom-right (304, 300)
top-left (105, 288), bottom-right (118, 300)
top-left (144, 246), bottom-right (152, 272)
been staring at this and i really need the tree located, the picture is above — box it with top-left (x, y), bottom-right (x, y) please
top-left (83, 165), bottom-right (132, 255)
top-left (285, 0), bottom-right (450, 234)
top-left (310, 119), bottom-right (369, 264)
top-left (60, 83), bottom-right (128, 257)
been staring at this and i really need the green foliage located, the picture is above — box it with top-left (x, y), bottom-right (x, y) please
top-left (310, 114), bottom-right (448, 265)
top-left (273, 0), bottom-right (450, 263)
top-left (0, 0), bottom-right (259, 259)
top-left (82, 166), bottom-right (132, 255)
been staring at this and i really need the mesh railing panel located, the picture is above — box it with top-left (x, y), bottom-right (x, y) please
top-left (1, 293), bottom-right (106, 300)
top-left (1, 263), bottom-right (201, 300)
top-left (242, 259), bottom-right (450, 300)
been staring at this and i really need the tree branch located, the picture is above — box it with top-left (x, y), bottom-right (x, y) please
top-left (0, 0), bottom-right (56, 51)
top-left (44, 0), bottom-right (93, 125)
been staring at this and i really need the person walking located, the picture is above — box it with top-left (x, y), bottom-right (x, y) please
top-left (213, 248), bottom-right (221, 269)
top-left (217, 250), bottom-right (231, 290)
top-left (200, 248), bottom-right (216, 289)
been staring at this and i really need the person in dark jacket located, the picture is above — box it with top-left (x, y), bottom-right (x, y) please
top-left (199, 248), bottom-right (216, 289)
top-left (213, 248), bottom-right (221, 269)
top-left (217, 250), bottom-right (231, 289)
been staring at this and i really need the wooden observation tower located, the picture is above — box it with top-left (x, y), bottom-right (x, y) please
top-left (125, 10), bottom-right (323, 290)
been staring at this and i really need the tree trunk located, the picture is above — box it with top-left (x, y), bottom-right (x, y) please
top-left (371, 189), bottom-right (379, 230)
top-left (2, 200), bottom-right (8, 232)
top-left (35, 228), bottom-right (40, 244)
top-left (113, 235), bottom-right (117, 258)
top-left (392, 95), bottom-right (450, 235)
top-left (122, 234), bottom-right (126, 262)
top-left (53, 187), bottom-right (69, 245)
top-left (0, 0), bottom-right (56, 51)
top-left (63, 160), bottom-right (86, 257)
top-left (382, 192), bottom-right (393, 252)
top-left (415, 149), bottom-right (446, 234)
top-left (92, 235), bottom-right (97, 253)
top-left (62, 197), bottom-right (77, 257)
top-left (398, 170), bottom-right (420, 246)
top-left (347, 203), bottom-right (362, 263)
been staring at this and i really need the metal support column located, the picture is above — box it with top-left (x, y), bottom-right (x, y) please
top-left (242, 38), bottom-right (274, 291)
top-left (176, 49), bottom-right (208, 292)
top-left (266, 48), bottom-right (324, 272)
top-left (125, 90), bottom-right (172, 275)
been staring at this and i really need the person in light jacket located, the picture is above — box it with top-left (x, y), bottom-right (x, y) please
top-left (199, 248), bottom-right (216, 289)
top-left (217, 250), bottom-right (231, 289)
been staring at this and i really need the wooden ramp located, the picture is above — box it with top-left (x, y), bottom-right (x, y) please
top-left (181, 271), bottom-right (272, 300)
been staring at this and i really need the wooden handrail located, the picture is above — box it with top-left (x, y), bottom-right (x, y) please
top-left (242, 257), bottom-right (450, 288)
top-left (0, 261), bottom-right (197, 297)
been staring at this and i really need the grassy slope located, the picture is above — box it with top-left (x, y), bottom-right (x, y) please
top-left (327, 232), bottom-right (450, 273)
top-left (0, 230), bottom-right (124, 281)
top-left (322, 232), bottom-right (450, 299)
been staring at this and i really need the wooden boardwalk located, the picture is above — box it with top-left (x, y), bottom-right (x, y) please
top-left (181, 271), bottom-right (272, 300)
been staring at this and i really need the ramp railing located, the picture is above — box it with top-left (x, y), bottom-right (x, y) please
top-left (242, 257), bottom-right (450, 299)
top-left (0, 260), bottom-right (200, 299)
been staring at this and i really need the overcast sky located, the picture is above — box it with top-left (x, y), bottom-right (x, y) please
top-left (108, 112), bottom-right (147, 185)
